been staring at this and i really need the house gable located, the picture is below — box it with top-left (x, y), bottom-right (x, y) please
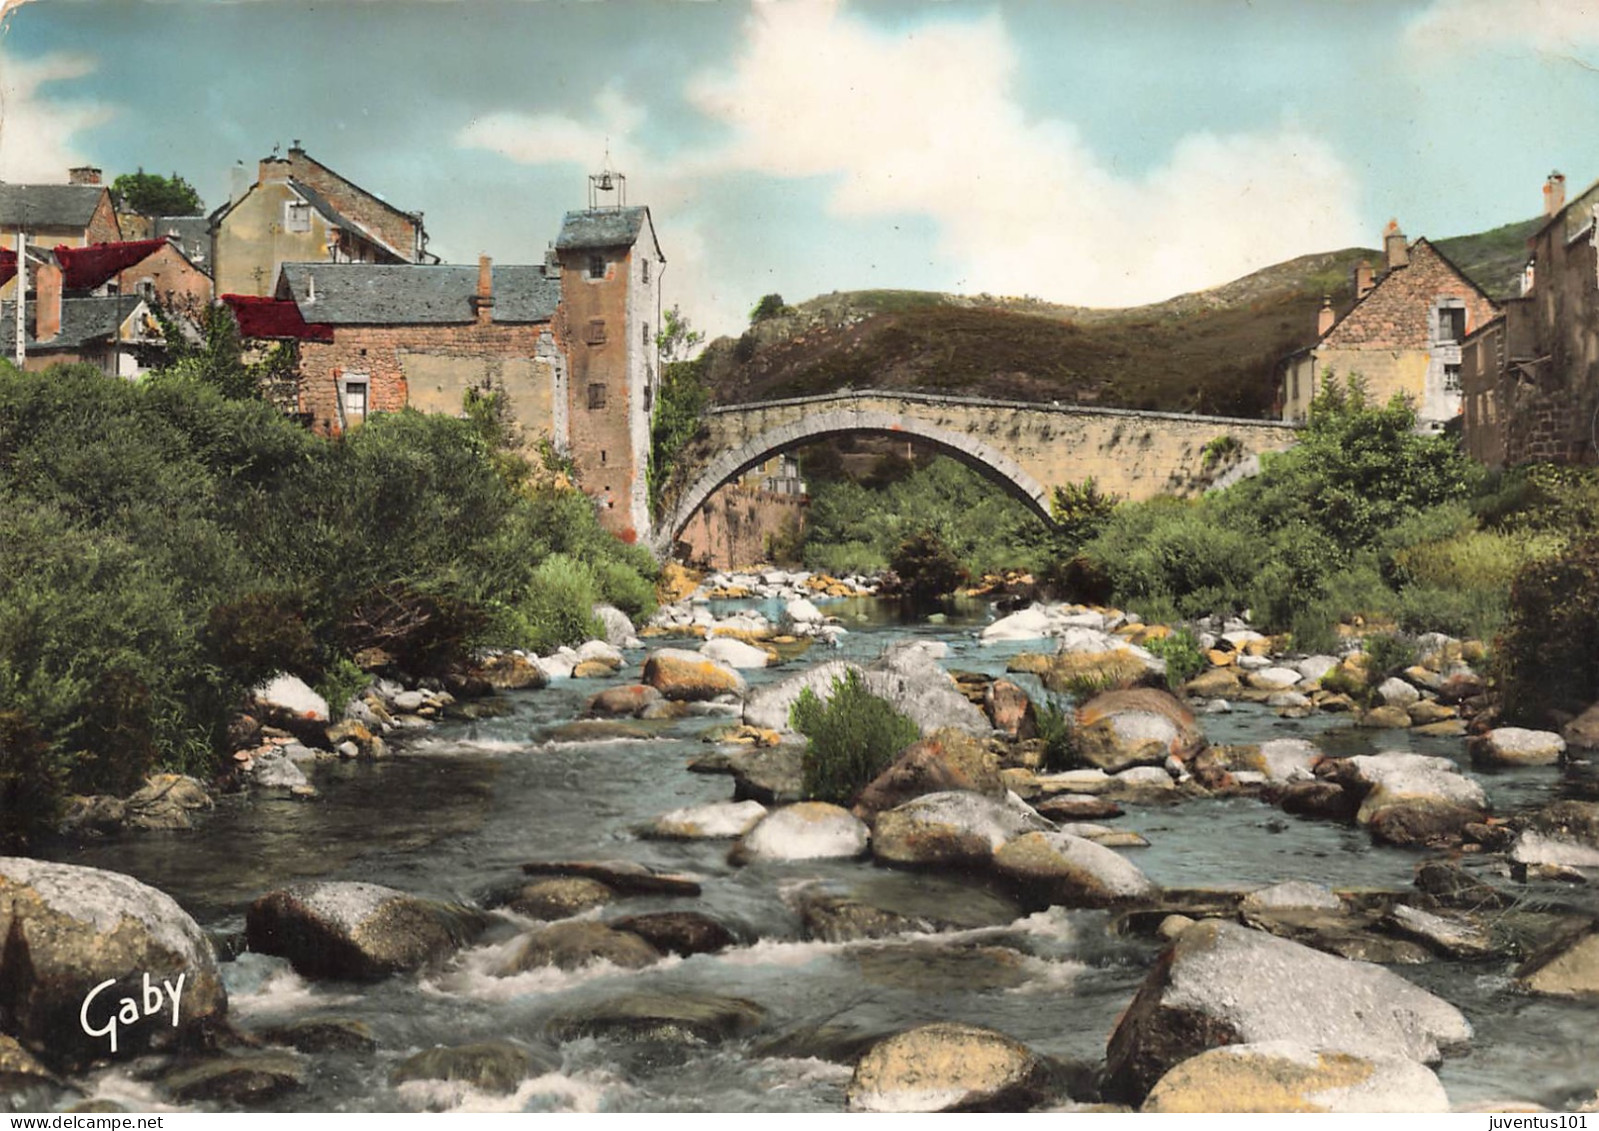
top-left (1319, 239), bottom-right (1499, 353)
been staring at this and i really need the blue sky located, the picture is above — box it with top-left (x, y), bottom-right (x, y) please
top-left (2, 0), bottom-right (1598, 338)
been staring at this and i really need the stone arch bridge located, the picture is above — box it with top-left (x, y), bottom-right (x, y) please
top-left (651, 390), bottom-right (1300, 557)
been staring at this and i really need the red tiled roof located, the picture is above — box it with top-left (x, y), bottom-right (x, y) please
top-left (0, 248), bottom-right (13, 289)
top-left (54, 240), bottom-right (171, 290)
top-left (221, 293), bottom-right (335, 342)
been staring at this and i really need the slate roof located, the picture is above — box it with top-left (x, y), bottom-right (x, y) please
top-left (275, 262), bottom-right (560, 325)
top-left (149, 216), bottom-right (210, 262)
top-left (0, 296), bottom-right (148, 350)
top-left (555, 207), bottom-right (650, 252)
top-left (0, 183), bottom-right (108, 230)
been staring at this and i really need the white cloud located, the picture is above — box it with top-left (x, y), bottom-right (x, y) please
top-left (457, 85), bottom-right (645, 171)
top-left (683, 0), bottom-right (1361, 308)
top-left (1405, 0), bottom-right (1599, 53)
top-left (457, 0), bottom-right (1362, 326)
top-left (0, 47), bottom-right (112, 181)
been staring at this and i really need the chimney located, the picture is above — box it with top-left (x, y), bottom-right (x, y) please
top-left (472, 254), bottom-right (495, 324)
top-left (230, 161), bottom-right (252, 204)
top-left (1544, 171), bottom-right (1567, 218)
top-left (1353, 259), bottom-right (1374, 299)
top-left (258, 156), bottom-right (291, 184)
top-left (34, 261), bottom-right (62, 342)
top-left (1383, 219), bottom-right (1408, 271)
top-left (1317, 295), bottom-right (1335, 337)
top-left (68, 166), bottom-right (102, 186)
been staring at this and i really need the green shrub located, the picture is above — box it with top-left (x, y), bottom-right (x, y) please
top-left (1034, 695), bottom-right (1079, 771)
top-left (1363, 632), bottom-right (1417, 681)
top-left (314, 656), bottom-right (369, 720)
top-left (1144, 629), bottom-right (1204, 690)
top-left (1496, 536), bottom-right (1599, 726)
top-left (0, 711), bottom-right (63, 852)
top-left (890, 529), bottom-right (967, 605)
top-left (594, 559), bottom-right (658, 620)
top-left (791, 669), bottom-right (919, 804)
top-left (520, 555), bottom-right (603, 654)
top-left (750, 293), bottom-right (790, 322)
top-left (1050, 478), bottom-right (1120, 548)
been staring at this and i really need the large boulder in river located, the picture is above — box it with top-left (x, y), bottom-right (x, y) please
top-left (1515, 922), bottom-right (1599, 998)
top-left (700, 636), bottom-right (771, 670)
top-left (1102, 919), bottom-right (1472, 1104)
top-left (984, 679), bottom-right (1036, 739)
top-left (498, 921), bottom-right (659, 974)
top-left (251, 673), bottom-right (329, 723)
top-left (245, 882), bottom-right (488, 981)
top-left (585, 684), bottom-right (661, 718)
top-left (1074, 689), bottom-right (1204, 773)
top-left (1142, 1042), bottom-right (1451, 1113)
top-left (547, 992), bottom-right (765, 1045)
top-left (1330, 752), bottom-right (1488, 846)
top-left (846, 1022), bottom-right (1052, 1112)
top-left (1469, 727), bottom-right (1566, 768)
top-left (743, 649), bottom-right (988, 737)
top-left (990, 831), bottom-right (1155, 908)
top-left (642, 648), bottom-right (746, 701)
top-left (730, 802), bottom-right (870, 864)
top-left (392, 1039), bottom-right (556, 1095)
top-left (872, 791), bottom-right (1052, 869)
top-left (864, 641), bottom-right (992, 736)
top-left (853, 729), bottom-right (1002, 818)
top-left (0, 858), bottom-right (228, 1069)
top-left (643, 799), bottom-right (767, 840)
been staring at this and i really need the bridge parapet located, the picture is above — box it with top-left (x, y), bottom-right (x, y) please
top-left (653, 390), bottom-right (1300, 557)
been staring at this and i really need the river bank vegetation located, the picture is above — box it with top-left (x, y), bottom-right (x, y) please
top-left (794, 379), bottom-right (1599, 729)
top-left (0, 360), bottom-right (657, 840)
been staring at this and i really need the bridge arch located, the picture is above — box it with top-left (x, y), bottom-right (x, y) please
top-left (655, 407), bottom-right (1054, 557)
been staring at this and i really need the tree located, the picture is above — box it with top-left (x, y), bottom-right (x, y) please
top-left (750, 293), bottom-right (789, 322)
top-left (655, 304), bottom-right (704, 363)
top-left (649, 308), bottom-right (711, 515)
top-left (110, 169), bottom-right (203, 216)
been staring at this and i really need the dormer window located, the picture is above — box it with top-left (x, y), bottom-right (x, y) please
top-left (285, 200), bottom-right (312, 234)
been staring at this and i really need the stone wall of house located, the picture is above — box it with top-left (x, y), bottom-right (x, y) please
top-left (215, 181), bottom-right (342, 297)
top-left (293, 321), bottom-right (567, 455)
top-left (677, 483), bottom-right (807, 570)
top-left (1463, 206), bottom-right (1599, 468)
top-left (283, 147), bottom-right (421, 261)
top-left (118, 243), bottom-right (212, 313)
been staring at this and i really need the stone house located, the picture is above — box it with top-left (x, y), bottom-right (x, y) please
top-left (224, 166), bottom-right (666, 543)
top-left (53, 238), bottom-right (213, 313)
top-left (0, 167), bottom-right (123, 298)
top-left (1280, 222), bottom-right (1499, 430)
top-left (210, 144), bottom-right (433, 298)
top-left (1460, 173), bottom-right (1599, 467)
top-left (2, 247), bottom-right (161, 377)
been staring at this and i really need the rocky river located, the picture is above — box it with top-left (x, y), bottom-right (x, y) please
top-left (3, 577), bottom-right (1598, 1113)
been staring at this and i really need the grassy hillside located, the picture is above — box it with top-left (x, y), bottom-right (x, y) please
top-left (699, 216), bottom-right (1539, 420)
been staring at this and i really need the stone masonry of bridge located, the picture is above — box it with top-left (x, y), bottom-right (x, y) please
top-left (654, 390), bottom-right (1301, 556)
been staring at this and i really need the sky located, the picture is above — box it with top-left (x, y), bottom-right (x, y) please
top-left (2, 0), bottom-right (1598, 339)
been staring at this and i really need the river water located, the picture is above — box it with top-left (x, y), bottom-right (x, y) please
top-left (40, 597), bottom-right (1599, 1112)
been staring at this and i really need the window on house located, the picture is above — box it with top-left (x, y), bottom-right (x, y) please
top-left (587, 383), bottom-right (607, 410)
top-left (340, 376), bottom-right (369, 429)
top-left (285, 200), bottom-right (312, 234)
top-left (588, 254), bottom-right (606, 280)
top-left (642, 259), bottom-right (651, 285)
top-left (137, 278), bottom-right (155, 300)
top-left (586, 318), bottom-right (607, 345)
top-left (1444, 365), bottom-right (1462, 393)
top-left (1435, 302), bottom-right (1467, 344)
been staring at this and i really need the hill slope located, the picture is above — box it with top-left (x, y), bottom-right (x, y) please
top-left (699, 217), bottom-right (1538, 420)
